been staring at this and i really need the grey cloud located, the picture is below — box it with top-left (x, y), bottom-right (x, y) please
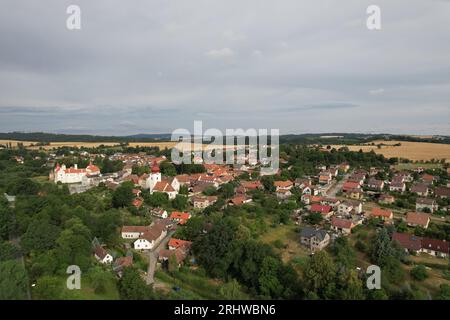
top-left (0, 0), bottom-right (450, 135)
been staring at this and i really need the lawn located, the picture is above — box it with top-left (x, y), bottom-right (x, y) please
top-left (154, 268), bottom-right (249, 300)
top-left (259, 222), bottom-right (311, 263)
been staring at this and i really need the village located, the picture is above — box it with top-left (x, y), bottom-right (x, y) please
top-left (37, 144), bottom-right (450, 296)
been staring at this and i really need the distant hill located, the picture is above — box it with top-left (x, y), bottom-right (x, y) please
top-left (0, 131), bottom-right (449, 145)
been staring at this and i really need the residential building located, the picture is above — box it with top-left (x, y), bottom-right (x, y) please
top-left (300, 227), bottom-right (330, 252)
top-left (406, 212), bottom-right (430, 229)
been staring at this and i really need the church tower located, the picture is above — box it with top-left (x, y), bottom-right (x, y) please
top-left (146, 161), bottom-right (161, 190)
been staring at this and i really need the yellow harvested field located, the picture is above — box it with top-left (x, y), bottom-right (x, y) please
top-left (0, 140), bottom-right (36, 147)
top-left (330, 140), bottom-right (450, 162)
top-left (1, 139), bottom-right (245, 152)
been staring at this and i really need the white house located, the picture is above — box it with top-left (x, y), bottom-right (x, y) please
top-left (94, 245), bottom-right (114, 264)
top-left (133, 224), bottom-right (167, 251)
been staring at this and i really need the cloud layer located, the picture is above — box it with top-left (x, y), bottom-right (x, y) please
top-left (0, 0), bottom-right (449, 135)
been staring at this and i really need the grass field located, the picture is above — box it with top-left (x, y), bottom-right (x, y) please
top-left (329, 140), bottom-right (450, 162)
top-left (260, 223), bottom-right (311, 263)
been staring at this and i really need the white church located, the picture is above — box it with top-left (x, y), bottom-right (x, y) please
top-left (52, 162), bottom-right (101, 184)
top-left (146, 161), bottom-right (180, 199)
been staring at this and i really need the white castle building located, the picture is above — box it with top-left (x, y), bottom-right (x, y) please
top-left (52, 163), bottom-right (101, 184)
top-left (146, 161), bottom-right (180, 199)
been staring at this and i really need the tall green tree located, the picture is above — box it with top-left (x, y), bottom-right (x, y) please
top-left (118, 267), bottom-right (153, 300)
top-left (303, 251), bottom-right (337, 299)
top-left (0, 260), bottom-right (29, 300)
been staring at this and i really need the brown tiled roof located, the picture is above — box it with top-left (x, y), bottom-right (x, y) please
top-left (435, 187), bottom-right (450, 197)
top-left (421, 238), bottom-right (449, 254)
top-left (331, 217), bottom-right (353, 229)
top-left (406, 212), bottom-right (430, 227)
top-left (121, 225), bottom-right (149, 233)
top-left (392, 232), bottom-right (422, 251)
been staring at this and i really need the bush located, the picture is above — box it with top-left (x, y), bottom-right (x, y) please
top-left (355, 240), bottom-right (367, 253)
top-left (410, 265), bottom-right (428, 281)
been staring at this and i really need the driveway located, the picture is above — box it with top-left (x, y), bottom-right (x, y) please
top-left (146, 229), bottom-right (176, 285)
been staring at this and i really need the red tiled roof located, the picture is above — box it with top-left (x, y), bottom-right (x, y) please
top-left (168, 238), bottom-right (192, 249)
top-left (170, 211), bottom-right (191, 221)
top-left (343, 181), bottom-right (361, 192)
top-left (310, 204), bottom-right (332, 214)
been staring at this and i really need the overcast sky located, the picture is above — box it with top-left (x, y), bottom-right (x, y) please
top-left (0, 0), bottom-right (449, 135)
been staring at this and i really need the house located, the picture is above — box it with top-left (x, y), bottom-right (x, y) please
top-left (121, 225), bottom-right (150, 239)
top-left (52, 162), bottom-right (100, 184)
top-left (301, 194), bottom-right (323, 205)
top-left (389, 181), bottom-right (406, 193)
top-left (138, 174), bottom-right (149, 189)
top-left (339, 162), bottom-right (350, 172)
top-left (396, 172), bottom-right (413, 183)
top-left (371, 208), bottom-right (393, 221)
top-left (240, 180), bottom-right (263, 191)
top-left (379, 194), bottom-right (395, 204)
top-left (132, 197), bottom-right (144, 208)
top-left (416, 198), bottom-right (439, 213)
top-left (338, 200), bottom-right (363, 215)
top-left (113, 255), bottom-right (133, 277)
top-left (320, 198), bottom-right (341, 208)
top-left (274, 180), bottom-right (293, 191)
top-left (170, 211), bottom-right (191, 225)
top-left (331, 217), bottom-right (355, 235)
top-left (168, 238), bottom-right (192, 251)
top-left (392, 232), bottom-right (422, 254)
top-left (276, 189), bottom-right (293, 200)
top-left (410, 184), bottom-right (430, 197)
top-left (150, 208), bottom-right (168, 219)
top-left (348, 189), bottom-right (364, 200)
top-left (318, 172), bottom-right (332, 185)
top-left (421, 238), bottom-right (449, 258)
top-left (421, 174), bottom-right (436, 184)
top-left (294, 178), bottom-right (312, 188)
top-left (342, 181), bottom-right (361, 193)
top-left (348, 173), bottom-right (366, 185)
top-left (366, 178), bottom-right (384, 191)
top-left (192, 195), bottom-right (218, 209)
top-left (299, 227), bottom-right (330, 252)
top-left (310, 204), bottom-right (334, 219)
top-left (229, 195), bottom-right (252, 206)
top-left (435, 187), bottom-right (450, 199)
top-left (159, 246), bottom-right (191, 267)
top-left (133, 223), bottom-right (167, 250)
top-left (406, 212), bottom-right (430, 229)
top-left (94, 245), bottom-right (114, 264)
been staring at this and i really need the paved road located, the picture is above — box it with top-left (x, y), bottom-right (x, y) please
top-left (146, 229), bottom-right (176, 285)
top-left (326, 173), bottom-right (350, 197)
